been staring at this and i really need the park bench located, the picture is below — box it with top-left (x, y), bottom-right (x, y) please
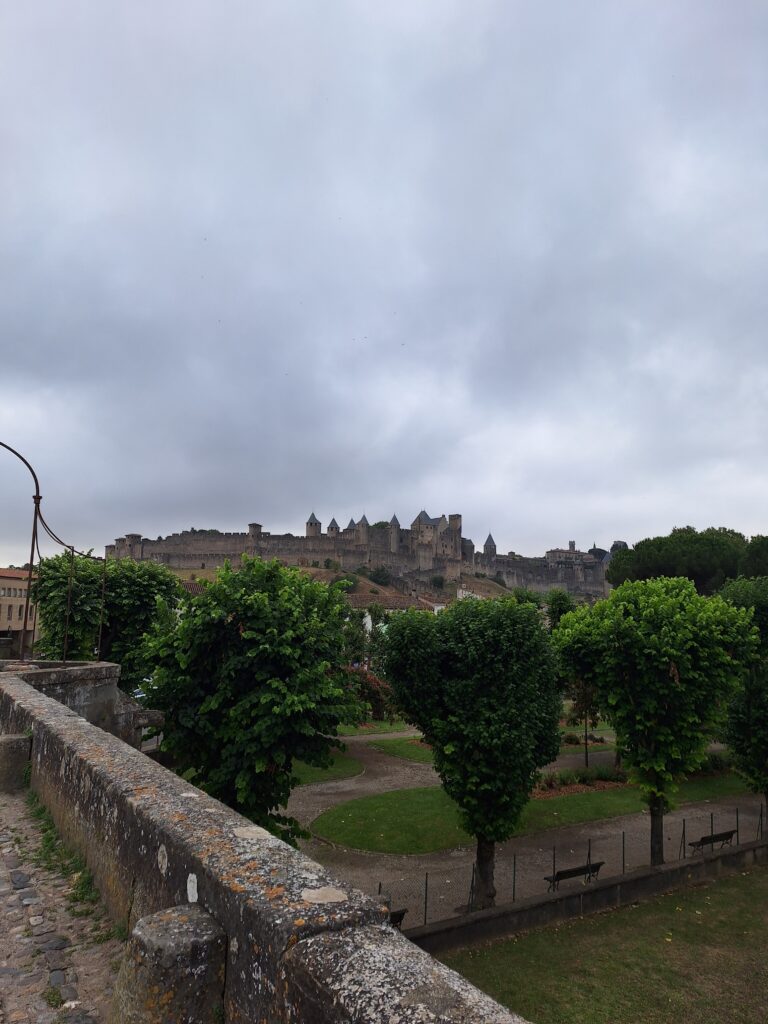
top-left (544, 860), bottom-right (605, 892)
top-left (688, 829), bottom-right (736, 854)
top-left (388, 908), bottom-right (407, 930)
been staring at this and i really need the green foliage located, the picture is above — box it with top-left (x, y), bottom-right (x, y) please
top-left (510, 586), bottom-right (542, 607)
top-left (144, 558), bottom-right (360, 843)
top-left (383, 599), bottom-right (560, 844)
top-left (719, 577), bottom-right (768, 800)
top-left (33, 554), bottom-right (179, 690)
top-left (605, 526), bottom-right (747, 594)
top-left (556, 578), bottom-right (757, 813)
top-left (742, 535), bottom-right (768, 577)
top-left (323, 557), bottom-right (339, 571)
top-left (368, 565), bottom-right (392, 586)
top-left (545, 588), bottom-right (576, 630)
top-left (719, 576), bottom-right (768, 647)
top-left (371, 521), bottom-right (389, 529)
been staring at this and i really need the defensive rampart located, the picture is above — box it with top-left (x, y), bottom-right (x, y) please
top-left (0, 664), bottom-right (522, 1023)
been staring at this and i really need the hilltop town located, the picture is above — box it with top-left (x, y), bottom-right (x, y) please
top-left (108, 511), bottom-right (627, 600)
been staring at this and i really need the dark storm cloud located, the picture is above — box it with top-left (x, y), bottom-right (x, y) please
top-left (2, 1), bottom-right (767, 563)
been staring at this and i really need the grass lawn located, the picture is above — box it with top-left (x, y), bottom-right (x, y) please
top-left (559, 741), bottom-right (614, 754)
top-left (311, 773), bottom-right (748, 854)
top-left (441, 866), bottom-right (768, 1024)
top-left (292, 750), bottom-right (363, 786)
top-left (337, 719), bottom-right (410, 736)
top-left (370, 737), bottom-right (434, 764)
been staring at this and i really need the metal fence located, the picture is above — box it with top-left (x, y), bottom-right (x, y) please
top-left (372, 798), bottom-right (766, 930)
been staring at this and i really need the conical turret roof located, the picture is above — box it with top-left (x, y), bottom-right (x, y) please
top-left (307, 512), bottom-right (320, 525)
top-left (328, 517), bottom-right (339, 529)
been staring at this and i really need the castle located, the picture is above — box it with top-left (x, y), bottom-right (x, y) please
top-left (108, 513), bottom-right (620, 598)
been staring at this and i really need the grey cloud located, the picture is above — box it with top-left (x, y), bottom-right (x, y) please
top-left (2, 1), bottom-right (767, 564)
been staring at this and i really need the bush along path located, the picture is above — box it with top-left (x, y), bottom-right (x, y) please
top-left (0, 790), bottom-right (125, 1024)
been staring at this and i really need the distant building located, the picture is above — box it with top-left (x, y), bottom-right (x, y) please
top-left (108, 511), bottom-right (469, 581)
top-left (109, 513), bottom-right (620, 599)
top-left (0, 568), bottom-right (38, 658)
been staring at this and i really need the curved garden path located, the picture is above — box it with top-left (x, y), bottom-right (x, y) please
top-left (286, 732), bottom-right (761, 930)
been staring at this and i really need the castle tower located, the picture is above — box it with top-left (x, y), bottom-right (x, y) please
top-left (389, 514), bottom-right (400, 555)
top-left (484, 533), bottom-right (496, 559)
top-left (327, 517), bottom-right (340, 538)
top-left (306, 513), bottom-right (321, 539)
top-left (356, 514), bottom-right (369, 545)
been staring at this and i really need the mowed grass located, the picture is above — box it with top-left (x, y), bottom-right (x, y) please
top-left (370, 737), bottom-right (434, 764)
top-left (292, 750), bottom-right (363, 786)
top-left (311, 774), bottom-right (748, 854)
top-left (337, 719), bottom-right (410, 736)
top-left (441, 866), bottom-right (768, 1024)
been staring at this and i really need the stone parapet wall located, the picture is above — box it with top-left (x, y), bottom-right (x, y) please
top-left (0, 669), bottom-right (523, 1023)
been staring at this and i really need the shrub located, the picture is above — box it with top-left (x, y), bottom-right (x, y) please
top-left (368, 566), bottom-right (392, 586)
top-left (561, 732), bottom-right (581, 745)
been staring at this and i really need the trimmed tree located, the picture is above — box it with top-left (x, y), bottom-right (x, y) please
top-left (144, 557), bottom-right (360, 843)
top-left (33, 554), bottom-right (180, 691)
top-left (720, 577), bottom-right (768, 805)
top-left (383, 598), bottom-right (560, 908)
top-left (556, 577), bottom-right (757, 865)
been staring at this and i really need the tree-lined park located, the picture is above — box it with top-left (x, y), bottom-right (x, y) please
top-left (31, 524), bottom-right (768, 1021)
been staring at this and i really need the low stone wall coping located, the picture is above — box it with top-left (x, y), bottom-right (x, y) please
top-left (0, 669), bottom-right (521, 1023)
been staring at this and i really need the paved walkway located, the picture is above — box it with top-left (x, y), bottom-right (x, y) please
top-left (287, 733), bottom-right (764, 930)
top-left (0, 792), bottom-right (124, 1024)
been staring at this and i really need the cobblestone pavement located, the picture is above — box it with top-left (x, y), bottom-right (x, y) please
top-left (0, 792), bottom-right (125, 1024)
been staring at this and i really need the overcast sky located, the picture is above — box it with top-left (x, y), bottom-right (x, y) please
top-left (2, 1), bottom-right (767, 565)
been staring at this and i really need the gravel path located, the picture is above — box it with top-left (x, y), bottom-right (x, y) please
top-left (287, 734), bottom-right (764, 931)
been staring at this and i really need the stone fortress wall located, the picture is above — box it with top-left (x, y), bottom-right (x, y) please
top-left (108, 512), bottom-right (623, 599)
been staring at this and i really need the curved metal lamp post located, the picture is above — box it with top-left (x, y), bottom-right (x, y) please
top-left (0, 441), bottom-right (42, 661)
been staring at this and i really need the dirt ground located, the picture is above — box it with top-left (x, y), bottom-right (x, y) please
top-left (286, 732), bottom-right (764, 930)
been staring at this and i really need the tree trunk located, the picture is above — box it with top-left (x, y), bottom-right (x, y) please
top-left (649, 794), bottom-right (665, 866)
top-left (584, 716), bottom-right (589, 768)
top-left (474, 838), bottom-right (496, 909)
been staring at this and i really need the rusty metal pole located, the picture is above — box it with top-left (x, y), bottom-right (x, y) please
top-left (0, 442), bottom-right (42, 662)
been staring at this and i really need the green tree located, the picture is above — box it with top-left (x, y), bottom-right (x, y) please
top-left (545, 588), bottom-right (576, 630)
top-left (556, 578), bottom-right (756, 865)
top-left (605, 526), bottom-right (747, 594)
top-left (720, 577), bottom-right (768, 805)
top-left (33, 554), bottom-right (179, 691)
top-left (742, 535), bottom-right (768, 577)
top-left (383, 599), bottom-right (560, 908)
top-left (144, 558), bottom-right (359, 843)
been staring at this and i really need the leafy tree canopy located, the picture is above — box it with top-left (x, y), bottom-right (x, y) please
top-left (545, 588), bottom-right (576, 630)
top-left (383, 598), bottom-right (560, 906)
top-left (606, 526), bottom-right (747, 594)
top-left (144, 557), bottom-right (360, 843)
top-left (556, 577), bottom-right (757, 863)
top-left (719, 576), bottom-right (768, 648)
top-left (719, 576), bottom-right (768, 802)
top-left (33, 554), bottom-right (180, 691)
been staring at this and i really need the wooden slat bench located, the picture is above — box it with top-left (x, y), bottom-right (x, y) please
top-left (544, 860), bottom-right (605, 891)
top-left (688, 829), bottom-right (736, 854)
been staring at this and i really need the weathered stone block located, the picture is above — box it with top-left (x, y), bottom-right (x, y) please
top-left (280, 923), bottom-right (524, 1023)
top-left (0, 734), bottom-right (31, 791)
top-left (109, 905), bottom-right (225, 1024)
